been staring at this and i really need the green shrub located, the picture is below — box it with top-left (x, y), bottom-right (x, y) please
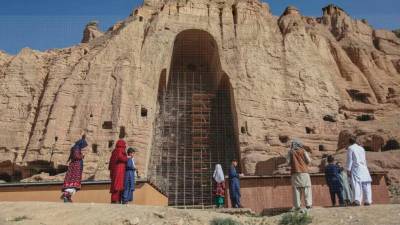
top-left (279, 212), bottom-right (312, 225)
top-left (389, 184), bottom-right (400, 197)
top-left (210, 217), bottom-right (242, 225)
top-left (11, 216), bottom-right (29, 222)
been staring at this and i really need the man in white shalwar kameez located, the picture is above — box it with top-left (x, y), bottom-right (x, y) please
top-left (345, 137), bottom-right (372, 206)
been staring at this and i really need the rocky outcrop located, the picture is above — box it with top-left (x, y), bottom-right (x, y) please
top-left (81, 21), bottom-right (103, 43)
top-left (0, 0), bottom-right (399, 186)
top-left (374, 29), bottom-right (400, 56)
top-left (0, 50), bottom-right (12, 65)
top-left (394, 29), bottom-right (400, 38)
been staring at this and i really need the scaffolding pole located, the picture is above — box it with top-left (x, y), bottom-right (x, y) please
top-left (149, 71), bottom-right (238, 207)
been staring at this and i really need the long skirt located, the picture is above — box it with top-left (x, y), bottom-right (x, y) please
top-left (62, 160), bottom-right (83, 191)
top-left (215, 196), bottom-right (225, 207)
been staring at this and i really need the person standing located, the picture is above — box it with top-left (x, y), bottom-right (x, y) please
top-left (346, 137), bottom-right (372, 206)
top-left (228, 159), bottom-right (242, 208)
top-left (109, 138), bottom-right (128, 203)
top-left (324, 155), bottom-right (344, 207)
top-left (287, 139), bottom-right (313, 210)
top-left (122, 147), bottom-right (137, 204)
top-left (213, 164), bottom-right (226, 208)
top-left (61, 135), bottom-right (88, 203)
top-left (337, 162), bottom-right (353, 205)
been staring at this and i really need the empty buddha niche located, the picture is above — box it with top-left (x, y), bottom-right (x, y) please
top-left (149, 29), bottom-right (239, 206)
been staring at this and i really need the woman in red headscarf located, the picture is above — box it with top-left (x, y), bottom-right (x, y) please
top-left (109, 139), bottom-right (128, 203)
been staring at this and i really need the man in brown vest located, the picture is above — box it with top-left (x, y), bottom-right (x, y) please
top-left (287, 139), bottom-right (312, 210)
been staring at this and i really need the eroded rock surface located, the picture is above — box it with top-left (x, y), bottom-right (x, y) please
top-left (0, 0), bottom-right (399, 188)
top-left (81, 21), bottom-right (104, 43)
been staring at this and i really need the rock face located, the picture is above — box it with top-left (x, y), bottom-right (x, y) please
top-left (0, 0), bottom-right (399, 191)
top-left (81, 21), bottom-right (104, 43)
top-left (394, 29), bottom-right (400, 39)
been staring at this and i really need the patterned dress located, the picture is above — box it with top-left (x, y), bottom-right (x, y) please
top-left (214, 182), bottom-right (226, 207)
top-left (215, 182), bottom-right (225, 197)
top-left (62, 148), bottom-right (84, 191)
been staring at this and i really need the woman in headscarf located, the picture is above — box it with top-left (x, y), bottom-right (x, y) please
top-left (109, 139), bottom-right (128, 203)
top-left (287, 139), bottom-right (313, 210)
top-left (61, 135), bottom-right (88, 203)
top-left (213, 164), bottom-right (225, 208)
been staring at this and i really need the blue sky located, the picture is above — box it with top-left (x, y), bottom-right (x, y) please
top-left (0, 0), bottom-right (398, 54)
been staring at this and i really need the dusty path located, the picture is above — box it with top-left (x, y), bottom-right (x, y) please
top-left (0, 202), bottom-right (399, 225)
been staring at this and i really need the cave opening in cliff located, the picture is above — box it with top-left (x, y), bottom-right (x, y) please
top-left (25, 160), bottom-right (68, 177)
top-left (0, 160), bottom-right (68, 182)
top-left (149, 29), bottom-right (239, 206)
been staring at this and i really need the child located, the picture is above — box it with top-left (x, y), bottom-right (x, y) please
top-left (325, 155), bottom-right (344, 207)
top-left (213, 164), bottom-right (225, 208)
top-left (122, 147), bottom-right (137, 204)
top-left (337, 162), bottom-right (353, 205)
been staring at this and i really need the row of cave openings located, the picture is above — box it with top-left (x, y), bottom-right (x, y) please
top-left (1, 107), bottom-right (150, 182)
top-left (2, 29), bottom-right (242, 208)
top-left (1, 125), bottom-right (135, 182)
top-left (0, 160), bottom-right (68, 182)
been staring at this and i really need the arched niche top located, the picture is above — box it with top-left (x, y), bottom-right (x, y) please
top-left (170, 29), bottom-right (223, 91)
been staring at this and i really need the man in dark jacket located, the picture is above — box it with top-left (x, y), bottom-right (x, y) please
top-left (325, 155), bottom-right (344, 207)
top-left (229, 159), bottom-right (242, 208)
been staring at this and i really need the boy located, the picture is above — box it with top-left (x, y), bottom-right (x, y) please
top-left (228, 159), bottom-right (242, 208)
top-left (325, 155), bottom-right (344, 207)
top-left (122, 147), bottom-right (137, 204)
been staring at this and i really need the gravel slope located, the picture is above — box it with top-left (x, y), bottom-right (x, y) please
top-left (0, 202), bottom-right (399, 225)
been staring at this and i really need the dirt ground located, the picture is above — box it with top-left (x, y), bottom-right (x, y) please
top-left (0, 202), bottom-right (399, 225)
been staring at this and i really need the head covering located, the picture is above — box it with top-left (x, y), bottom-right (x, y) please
top-left (73, 139), bottom-right (88, 150)
top-left (290, 139), bottom-right (303, 151)
top-left (67, 138), bottom-right (88, 162)
top-left (213, 164), bottom-right (225, 183)
top-left (115, 139), bottom-right (126, 150)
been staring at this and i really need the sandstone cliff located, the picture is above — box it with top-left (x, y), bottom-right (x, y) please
top-left (0, 0), bottom-right (399, 190)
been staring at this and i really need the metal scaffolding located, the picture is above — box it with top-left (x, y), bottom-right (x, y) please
top-left (149, 71), bottom-right (238, 207)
